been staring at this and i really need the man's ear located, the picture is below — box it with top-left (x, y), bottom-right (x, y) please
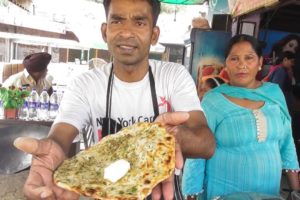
top-left (151, 26), bottom-right (160, 45)
top-left (101, 23), bottom-right (108, 43)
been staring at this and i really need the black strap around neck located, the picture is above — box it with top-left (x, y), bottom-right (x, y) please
top-left (105, 64), bottom-right (159, 120)
top-left (149, 66), bottom-right (159, 119)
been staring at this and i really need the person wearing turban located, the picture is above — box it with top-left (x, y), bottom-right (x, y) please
top-left (3, 52), bottom-right (53, 95)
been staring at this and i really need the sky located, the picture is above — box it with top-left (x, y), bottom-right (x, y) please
top-left (33, 0), bottom-right (208, 46)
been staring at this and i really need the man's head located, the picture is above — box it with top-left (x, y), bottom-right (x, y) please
top-left (103, 0), bottom-right (161, 26)
top-left (23, 52), bottom-right (51, 80)
top-left (101, 0), bottom-right (160, 68)
top-left (276, 51), bottom-right (295, 69)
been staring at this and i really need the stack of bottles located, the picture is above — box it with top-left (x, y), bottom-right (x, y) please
top-left (18, 86), bottom-right (29, 120)
top-left (49, 89), bottom-right (59, 120)
top-left (0, 99), bottom-right (4, 119)
top-left (18, 87), bottom-right (61, 121)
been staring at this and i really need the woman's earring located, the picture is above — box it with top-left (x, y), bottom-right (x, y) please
top-left (259, 66), bottom-right (262, 71)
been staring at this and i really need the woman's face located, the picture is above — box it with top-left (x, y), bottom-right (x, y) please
top-left (225, 41), bottom-right (263, 89)
top-left (283, 39), bottom-right (299, 53)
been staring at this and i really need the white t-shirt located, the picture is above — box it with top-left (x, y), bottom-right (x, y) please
top-left (54, 60), bottom-right (202, 141)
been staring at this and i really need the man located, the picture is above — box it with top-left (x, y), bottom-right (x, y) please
top-left (3, 52), bottom-right (53, 95)
top-left (268, 51), bottom-right (295, 113)
top-left (14, 0), bottom-right (215, 199)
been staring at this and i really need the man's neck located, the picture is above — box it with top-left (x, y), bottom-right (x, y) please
top-left (113, 61), bottom-right (149, 82)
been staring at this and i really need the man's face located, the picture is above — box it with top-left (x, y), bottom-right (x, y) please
top-left (101, 0), bottom-right (160, 66)
top-left (283, 58), bottom-right (295, 69)
top-left (29, 68), bottom-right (47, 82)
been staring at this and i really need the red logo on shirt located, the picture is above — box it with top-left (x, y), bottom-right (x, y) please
top-left (158, 96), bottom-right (171, 112)
top-left (98, 129), bottom-right (102, 141)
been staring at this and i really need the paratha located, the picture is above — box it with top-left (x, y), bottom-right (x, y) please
top-left (53, 122), bottom-right (175, 200)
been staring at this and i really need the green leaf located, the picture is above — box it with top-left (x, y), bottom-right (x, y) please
top-left (0, 87), bottom-right (29, 109)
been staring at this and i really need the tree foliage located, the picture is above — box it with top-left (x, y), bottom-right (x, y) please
top-left (0, 0), bottom-right (8, 6)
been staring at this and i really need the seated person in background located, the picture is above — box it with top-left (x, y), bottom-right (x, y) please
top-left (269, 34), bottom-right (300, 64)
top-left (3, 52), bottom-right (53, 95)
top-left (198, 76), bottom-right (225, 100)
top-left (182, 34), bottom-right (299, 200)
top-left (267, 51), bottom-right (295, 113)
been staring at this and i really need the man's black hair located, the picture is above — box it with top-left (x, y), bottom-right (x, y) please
top-left (103, 0), bottom-right (161, 26)
top-left (275, 51), bottom-right (296, 65)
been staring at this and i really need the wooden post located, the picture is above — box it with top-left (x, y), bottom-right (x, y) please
top-left (66, 48), bottom-right (69, 63)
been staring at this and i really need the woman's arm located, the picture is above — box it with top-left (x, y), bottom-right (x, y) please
top-left (286, 171), bottom-right (300, 190)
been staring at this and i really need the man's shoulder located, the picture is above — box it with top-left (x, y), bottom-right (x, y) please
top-left (149, 59), bottom-right (187, 75)
top-left (149, 59), bottom-right (184, 68)
top-left (2, 71), bottom-right (24, 86)
top-left (9, 70), bottom-right (24, 78)
top-left (74, 63), bottom-right (111, 81)
top-left (274, 66), bottom-right (286, 73)
top-left (270, 66), bottom-right (287, 78)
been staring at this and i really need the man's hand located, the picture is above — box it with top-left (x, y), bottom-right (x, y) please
top-left (14, 137), bottom-right (79, 200)
top-left (152, 112), bottom-right (189, 200)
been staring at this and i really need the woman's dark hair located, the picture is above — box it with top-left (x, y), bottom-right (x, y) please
top-left (270, 34), bottom-right (300, 57)
top-left (205, 77), bottom-right (225, 89)
top-left (224, 34), bottom-right (263, 59)
top-left (103, 0), bottom-right (161, 26)
top-left (275, 51), bottom-right (296, 65)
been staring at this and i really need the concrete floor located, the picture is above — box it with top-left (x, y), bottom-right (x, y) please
top-left (0, 134), bottom-right (91, 200)
top-left (0, 170), bottom-right (28, 200)
top-left (0, 170), bottom-right (292, 200)
top-left (0, 170), bottom-right (91, 200)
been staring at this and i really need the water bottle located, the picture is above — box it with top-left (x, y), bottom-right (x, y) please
top-left (38, 88), bottom-right (49, 121)
top-left (18, 86), bottom-right (29, 120)
top-left (58, 91), bottom-right (64, 106)
top-left (49, 90), bottom-right (59, 120)
top-left (28, 88), bottom-right (39, 120)
top-left (0, 100), bottom-right (4, 119)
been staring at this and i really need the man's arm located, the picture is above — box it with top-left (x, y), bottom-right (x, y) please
top-left (176, 110), bottom-right (215, 159)
top-left (48, 122), bottom-right (79, 155)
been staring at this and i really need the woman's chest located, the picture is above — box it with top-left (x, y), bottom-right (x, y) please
top-left (215, 104), bottom-right (285, 147)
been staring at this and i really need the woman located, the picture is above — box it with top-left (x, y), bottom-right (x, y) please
top-left (183, 34), bottom-right (299, 200)
top-left (270, 34), bottom-right (300, 63)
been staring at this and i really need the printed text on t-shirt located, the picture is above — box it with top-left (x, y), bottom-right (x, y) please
top-left (96, 116), bottom-right (155, 127)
